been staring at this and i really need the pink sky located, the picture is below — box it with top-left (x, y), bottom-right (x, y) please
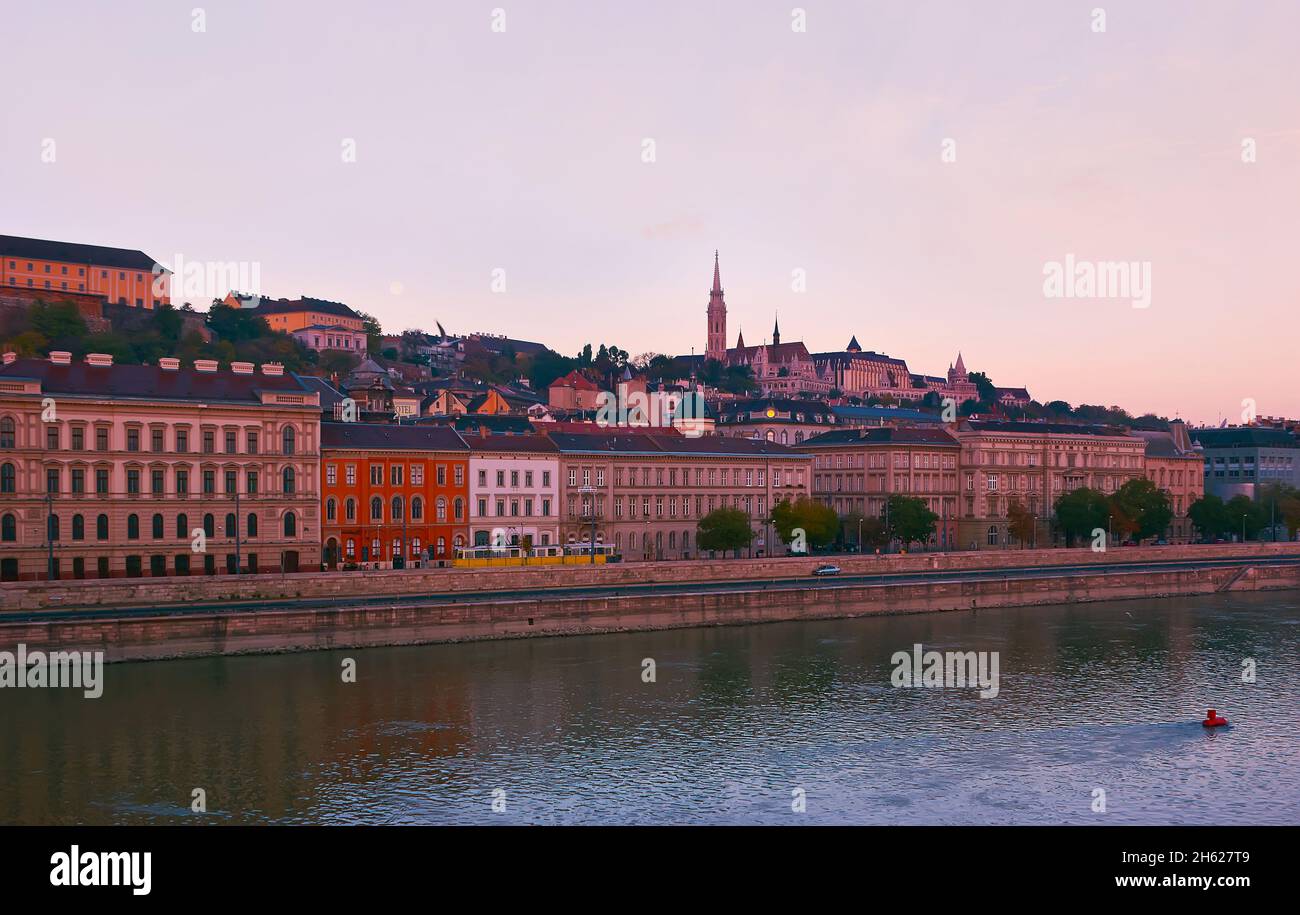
top-left (4, 1), bottom-right (1297, 424)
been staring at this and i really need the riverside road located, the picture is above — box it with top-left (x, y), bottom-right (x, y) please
top-left (8, 553), bottom-right (1299, 624)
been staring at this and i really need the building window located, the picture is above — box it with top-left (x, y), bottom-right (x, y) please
top-left (283, 512), bottom-right (297, 537)
top-left (281, 426), bottom-right (295, 456)
top-left (0, 463), bottom-right (14, 493)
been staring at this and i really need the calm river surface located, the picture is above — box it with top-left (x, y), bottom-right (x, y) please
top-left (3, 592), bottom-right (1298, 825)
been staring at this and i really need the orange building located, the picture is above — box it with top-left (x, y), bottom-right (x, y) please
top-left (224, 293), bottom-right (364, 334)
top-left (320, 423), bottom-right (469, 569)
top-left (1, 235), bottom-right (170, 308)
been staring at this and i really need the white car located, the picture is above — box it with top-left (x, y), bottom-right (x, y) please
top-left (812, 564), bottom-right (841, 577)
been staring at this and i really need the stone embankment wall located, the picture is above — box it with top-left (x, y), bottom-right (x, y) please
top-left (4, 542), bottom-right (1298, 612)
top-left (2, 547), bottom-right (1298, 662)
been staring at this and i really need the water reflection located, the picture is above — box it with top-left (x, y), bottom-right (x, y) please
top-left (2, 592), bottom-right (1297, 824)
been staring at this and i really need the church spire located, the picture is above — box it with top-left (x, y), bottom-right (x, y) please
top-left (772, 313), bottom-right (780, 346)
top-left (705, 250), bottom-right (727, 361)
top-left (736, 326), bottom-right (745, 349)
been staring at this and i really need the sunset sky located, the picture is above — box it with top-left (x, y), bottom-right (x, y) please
top-left (4, 1), bottom-right (1297, 424)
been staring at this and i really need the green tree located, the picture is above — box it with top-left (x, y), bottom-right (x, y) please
top-left (885, 494), bottom-right (939, 549)
top-left (1259, 483), bottom-right (1300, 540)
top-left (30, 301), bottom-right (87, 346)
top-left (1225, 495), bottom-right (1268, 541)
top-left (697, 507), bottom-right (755, 557)
top-left (1188, 494), bottom-right (1229, 540)
top-left (1054, 487), bottom-right (1110, 546)
top-left (770, 497), bottom-right (838, 551)
top-left (1108, 477), bottom-right (1174, 543)
top-left (354, 310), bottom-right (383, 356)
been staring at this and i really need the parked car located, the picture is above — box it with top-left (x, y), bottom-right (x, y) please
top-left (812, 564), bottom-right (841, 577)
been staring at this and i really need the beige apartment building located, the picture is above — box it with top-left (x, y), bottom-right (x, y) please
top-left (549, 431), bottom-right (811, 561)
top-left (954, 420), bottom-right (1147, 549)
top-left (798, 427), bottom-right (962, 548)
top-left (0, 352), bottom-right (321, 580)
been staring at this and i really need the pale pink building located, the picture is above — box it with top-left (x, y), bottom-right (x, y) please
top-left (0, 351), bottom-right (322, 580)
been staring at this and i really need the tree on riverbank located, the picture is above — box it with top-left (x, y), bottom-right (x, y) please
top-left (1007, 498), bottom-right (1036, 547)
top-left (1108, 478), bottom-right (1173, 543)
top-left (1054, 487), bottom-right (1109, 546)
top-left (770, 497), bottom-right (838, 552)
top-left (885, 494), bottom-right (939, 549)
top-left (697, 507), bottom-right (754, 557)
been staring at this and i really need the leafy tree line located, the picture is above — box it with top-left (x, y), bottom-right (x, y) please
top-left (0, 297), bottom-right (334, 374)
top-left (695, 494), bottom-right (942, 557)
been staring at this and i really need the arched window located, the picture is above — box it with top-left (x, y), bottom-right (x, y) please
top-left (453, 497), bottom-right (464, 521)
top-left (176, 513), bottom-right (188, 539)
top-left (203, 513), bottom-right (215, 537)
top-left (127, 514), bottom-right (139, 540)
top-left (283, 512), bottom-right (297, 537)
top-left (71, 514), bottom-right (85, 540)
top-left (48, 514), bottom-right (60, 541)
top-left (370, 496), bottom-right (383, 521)
top-left (281, 426), bottom-right (295, 456)
top-left (987, 525), bottom-right (999, 546)
top-left (391, 495), bottom-right (404, 521)
top-left (410, 496), bottom-right (423, 520)
top-left (96, 514), bottom-right (109, 540)
top-left (682, 531), bottom-right (690, 552)
top-left (326, 498), bottom-right (337, 522)
top-left (282, 466), bottom-right (295, 494)
top-left (247, 513), bottom-right (258, 538)
top-left (1, 513), bottom-right (14, 542)
top-left (436, 497), bottom-right (447, 521)
top-left (345, 498), bottom-right (356, 521)
top-left (0, 417), bottom-right (14, 449)
top-left (152, 513), bottom-right (164, 539)
top-left (0, 462), bottom-right (14, 493)
top-left (225, 513), bottom-right (237, 537)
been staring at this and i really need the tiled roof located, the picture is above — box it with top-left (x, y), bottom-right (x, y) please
top-left (0, 357), bottom-right (313, 404)
top-left (799, 428), bottom-right (960, 447)
top-left (458, 433), bottom-right (559, 453)
top-left (831, 405), bottom-right (943, 424)
top-left (547, 431), bottom-right (808, 458)
top-left (551, 370), bottom-right (600, 391)
top-left (249, 296), bottom-right (360, 320)
top-left (0, 234), bottom-right (165, 272)
top-left (320, 422), bottom-right (467, 451)
top-left (964, 420), bottom-right (1136, 438)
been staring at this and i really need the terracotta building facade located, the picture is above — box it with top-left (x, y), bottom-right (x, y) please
top-left (319, 423), bottom-right (469, 569)
top-left (1, 234), bottom-right (170, 309)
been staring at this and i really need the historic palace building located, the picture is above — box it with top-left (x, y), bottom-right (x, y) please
top-left (319, 423), bottom-right (469, 569)
top-left (549, 431), bottom-right (811, 561)
top-left (798, 427), bottom-right (962, 548)
top-left (1, 234), bottom-right (171, 308)
top-left (462, 433), bottom-right (561, 549)
top-left (0, 352), bottom-right (321, 581)
top-left (689, 253), bottom-right (1022, 406)
top-left (953, 420), bottom-right (1147, 549)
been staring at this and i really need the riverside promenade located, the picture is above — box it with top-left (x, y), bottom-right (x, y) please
top-left (3, 543), bottom-right (1299, 661)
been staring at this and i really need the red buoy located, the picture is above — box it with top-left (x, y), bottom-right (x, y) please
top-left (1202, 709), bottom-right (1228, 728)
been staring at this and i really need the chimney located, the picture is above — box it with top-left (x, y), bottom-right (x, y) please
top-left (159, 357), bottom-right (180, 371)
top-left (261, 363), bottom-right (284, 376)
top-left (194, 359), bottom-right (219, 373)
top-left (2, 351), bottom-right (15, 365)
top-left (231, 361), bottom-right (255, 375)
top-left (49, 351), bottom-right (72, 365)
top-left (85, 353), bottom-right (113, 367)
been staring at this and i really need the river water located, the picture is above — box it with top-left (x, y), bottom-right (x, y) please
top-left (3, 591), bottom-right (1297, 825)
